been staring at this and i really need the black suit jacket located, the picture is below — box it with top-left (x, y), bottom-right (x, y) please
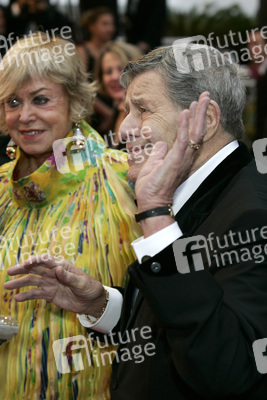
top-left (111, 143), bottom-right (267, 399)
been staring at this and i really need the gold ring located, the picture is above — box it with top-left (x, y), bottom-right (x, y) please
top-left (188, 139), bottom-right (200, 150)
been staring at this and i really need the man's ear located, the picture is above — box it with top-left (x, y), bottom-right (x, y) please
top-left (203, 100), bottom-right (221, 142)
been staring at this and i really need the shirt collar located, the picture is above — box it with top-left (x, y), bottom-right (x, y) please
top-left (173, 140), bottom-right (239, 215)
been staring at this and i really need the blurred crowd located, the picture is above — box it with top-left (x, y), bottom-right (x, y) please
top-left (0, 0), bottom-right (267, 165)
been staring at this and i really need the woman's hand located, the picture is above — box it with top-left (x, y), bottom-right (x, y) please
top-left (4, 255), bottom-right (106, 316)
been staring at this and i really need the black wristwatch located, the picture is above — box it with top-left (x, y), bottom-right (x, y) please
top-left (135, 204), bottom-right (174, 222)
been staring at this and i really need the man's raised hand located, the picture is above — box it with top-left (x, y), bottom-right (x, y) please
top-left (135, 92), bottom-right (211, 212)
top-left (4, 255), bottom-right (106, 316)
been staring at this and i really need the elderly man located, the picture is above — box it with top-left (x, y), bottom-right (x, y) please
top-left (5, 44), bottom-right (267, 399)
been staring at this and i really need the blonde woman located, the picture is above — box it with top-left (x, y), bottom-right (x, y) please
top-left (0, 32), bottom-right (140, 399)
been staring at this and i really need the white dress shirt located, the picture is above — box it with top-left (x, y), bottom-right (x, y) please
top-left (77, 141), bottom-right (239, 333)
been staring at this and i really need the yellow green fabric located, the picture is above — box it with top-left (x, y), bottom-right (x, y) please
top-left (0, 121), bottom-right (141, 399)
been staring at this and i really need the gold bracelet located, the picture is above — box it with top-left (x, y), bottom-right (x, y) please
top-left (85, 288), bottom-right (109, 324)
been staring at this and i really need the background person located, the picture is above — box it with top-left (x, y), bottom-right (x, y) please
top-left (92, 41), bottom-right (142, 145)
top-left (0, 32), bottom-right (140, 400)
top-left (5, 43), bottom-right (267, 399)
top-left (79, 0), bottom-right (120, 37)
top-left (77, 7), bottom-right (116, 79)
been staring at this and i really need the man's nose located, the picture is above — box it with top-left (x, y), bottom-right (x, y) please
top-left (119, 114), bottom-right (141, 143)
top-left (19, 103), bottom-right (36, 124)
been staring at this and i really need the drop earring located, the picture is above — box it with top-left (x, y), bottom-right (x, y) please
top-left (6, 138), bottom-right (17, 160)
top-left (71, 119), bottom-right (86, 152)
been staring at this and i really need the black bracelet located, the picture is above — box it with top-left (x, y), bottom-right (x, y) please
top-left (135, 204), bottom-right (174, 222)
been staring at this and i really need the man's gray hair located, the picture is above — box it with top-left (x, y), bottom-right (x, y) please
top-left (121, 44), bottom-right (246, 139)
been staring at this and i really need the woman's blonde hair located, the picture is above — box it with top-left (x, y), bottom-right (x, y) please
top-left (0, 32), bottom-right (96, 135)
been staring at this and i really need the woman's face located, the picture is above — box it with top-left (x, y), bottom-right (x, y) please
top-left (102, 52), bottom-right (125, 101)
top-left (4, 78), bottom-right (72, 159)
top-left (90, 14), bottom-right (115, 42)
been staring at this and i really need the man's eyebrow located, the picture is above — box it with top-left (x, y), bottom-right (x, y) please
top-left (131, 97), bottom-right (147, 106)
top-left (124, 96), bottom-right (151, 112)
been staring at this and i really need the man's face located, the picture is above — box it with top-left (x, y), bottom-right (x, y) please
top-left (119, 71), bottom-right (182, 182)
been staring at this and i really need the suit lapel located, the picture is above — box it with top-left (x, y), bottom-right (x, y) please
top-left (177, 142), bottom-right (252, 236)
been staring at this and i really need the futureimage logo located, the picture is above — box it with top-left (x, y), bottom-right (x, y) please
top-left (53, 326), bottom-right (156, 373)
top-left (0, 26), bottom-right (75, 71)
top-left (0, 226), bottom-right (74, 269)
top-left (173, 235), bottom-right (211, 274)
top-left (172, 26), bottom-right (267, 74)
top-left (173, 227), bottom-right (267, 274)
top-left (253, 338), bottom-right (267, 374)
top-left (253, 138), bottom-right (267, 174)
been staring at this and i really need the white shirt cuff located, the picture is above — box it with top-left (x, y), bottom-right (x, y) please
top-left (132, 222), bottom-right (183, 263)
top-left (77, 285), bottom-right (123, 334)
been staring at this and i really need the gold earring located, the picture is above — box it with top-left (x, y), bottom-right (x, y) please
top-left (71, 119), bottom-right (86, 152)
top-left (6, 138), bottom-right (17, 160)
